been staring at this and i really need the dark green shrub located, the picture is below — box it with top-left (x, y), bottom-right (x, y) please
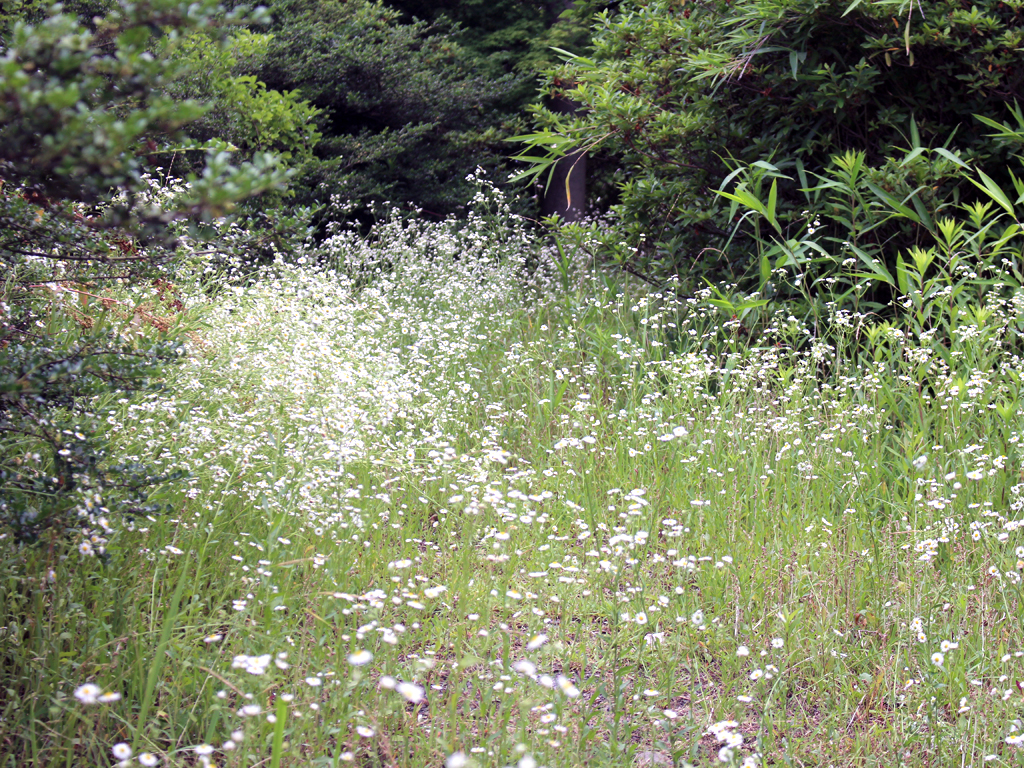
top-left (0, 0), bottom-right (290, 542)
top-left (516, 0), bottom-right (1024, 291)
top-left (253, 0), bottom-right (523, 220)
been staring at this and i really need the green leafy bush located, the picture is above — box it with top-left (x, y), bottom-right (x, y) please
top-left (516, 0), bottom-right (1024, 290)
top-left (0, 0), bottom-right (290, 542)
top-left (166, 28), bottom-right (322, 165)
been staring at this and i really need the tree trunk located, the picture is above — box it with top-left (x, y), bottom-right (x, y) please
top-left (542, 1), bottom-right (586, 222)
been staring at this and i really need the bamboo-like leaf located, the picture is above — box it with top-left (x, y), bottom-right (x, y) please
top-left (907, 188), bottom-right (934, 231)
top-left (716, 189), bottom-right (766, 215)
top-left (766, 179), bottom-right (781, 234)
top-left (506, 132), bottom-right (576, 147)
top-left (969, 169), bottom-right (1016, 218)
top-left (974, 113), bottom-right (1024, 140)
top-left (789, 50), bottom-right (806, 79)
top-left (865, 182), bottom-right (921, 222)
top-left (1010, 168), bottom-right (1024, 203)
top-left (549, 47), bottom-right (596, 68)
top-left (798, 239), bottom-right (833, 258)
top-left (842, 0), bottom-right (865, 17)
top-left (933, 147), bottom-right (969, 168)
top-left (899, 147), bottom-right (925, 166)
top-left (718, 165), bottom-right (747, 191)
top-left (851, 243), bottom-right (896, 286)
top-left (896, 254), bottom-right (909, 295)
top-left (507, 162), bottom-right (554, 185)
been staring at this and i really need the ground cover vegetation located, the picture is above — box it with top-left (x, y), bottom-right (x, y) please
top-left (4, 0), bottom-right (1024, 767)
top-left (6, 177), bottom-right (1024, 767)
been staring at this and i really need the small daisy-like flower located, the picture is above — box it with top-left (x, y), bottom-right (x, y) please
top-left (634, 612), bottom-right (648, 626)
top-left (771, 638), bottom-right (784, 649)
top-left (513, 659), bottom-right (537, 676)
top-left (737, 645), bottom-right (750, 657)
top-left (203, 634), bottom-right (223, 644)
top-left (305, 677), bottom-right (322, 687)
top-left (112, 743), bottom-right (132, 760)
top-left (663, 709), bottom-right (679, 719)
top-left (97, 691), bottom-right (121, 703)
top-left (139, 753), bottom-right (159, 767)
top-left (691, 610), bottom-right (704, 625)
top-left (932, 652), bottom-right (945, 667)
top-left (348, 650), bottom-right (373, 666)
top-left (74, 683), bottom-right (101, 704)
top-left (940, 640), bottom-right (958, 652)
top-left (195, 744), bottom-right (214, 756)
top-left (527, 633), bottom-right (548, 651)
top-left (966, 469), bottom-right (985, 481)
top-left (356, 726), bottom-right (375, 738)
top-left (556, 675), bottom-right (580, 698)
top-left (396, 681), bottom-right (425, 703)
top-left (446, 753), bottom-right (469, 768)
top-left (78, 541), bottom-right (94, 556)
top-left (379, 675), bottom-right (397, 690)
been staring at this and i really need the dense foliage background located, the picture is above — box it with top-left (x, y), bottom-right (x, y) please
top-left (518, 0), bottom-right (1024, 301)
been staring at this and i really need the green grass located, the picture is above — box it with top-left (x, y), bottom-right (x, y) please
top-left (3, 209), bottom-right (1024, 768)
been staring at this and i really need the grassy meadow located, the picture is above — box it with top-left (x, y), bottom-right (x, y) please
top-left (4, 198), bottom-right (1024, 768)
